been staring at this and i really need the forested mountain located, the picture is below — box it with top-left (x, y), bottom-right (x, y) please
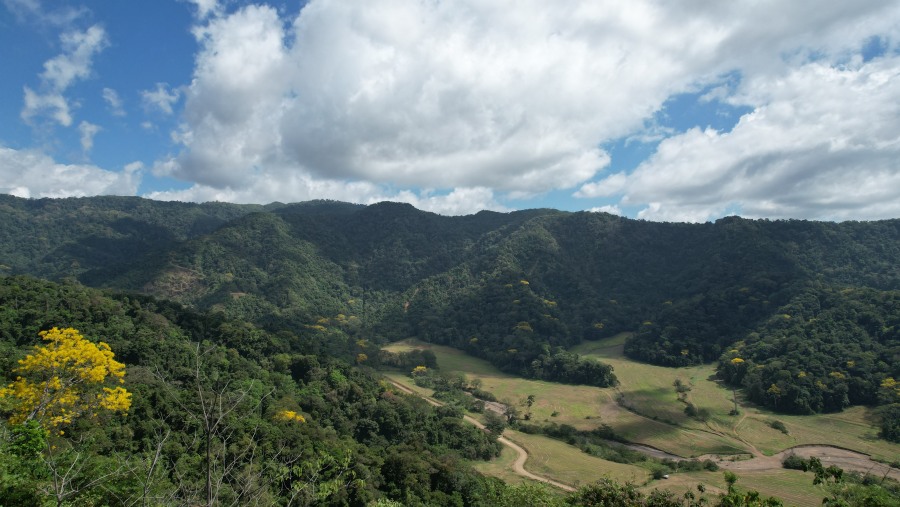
top-left (1, 195), bottom-right (899, 415)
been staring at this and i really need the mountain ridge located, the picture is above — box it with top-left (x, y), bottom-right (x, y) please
top-left (1, 194), bottom-right (898, 414)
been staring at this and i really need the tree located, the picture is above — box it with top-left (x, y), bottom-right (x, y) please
top-left (0, 327), bottom-right (131, 430)
top-left (524, 394), bottom-right (536, 420)
top-left (0, 328), bottom-right (133, 506)
top-left (483, 411), bottom-right (507, 436)
top-left (160, 342), bottom-right (275, 507)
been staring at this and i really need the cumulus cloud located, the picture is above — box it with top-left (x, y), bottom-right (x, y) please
top-left (166, 0), bottom-right (732, 206)
top-left (146, 160), bottom-right (508, 214)
top-left (102, 87), bottom-right (125, 116)
top-left (152, 0), bottom-right (900, 217)
top-left (22, 88), bottom-right (71, 126)
top-left (588, 205), bottom-right (622, 216)
top-left (0, 146), bottom-right (140, 198)
top-left (141, 83), bottom-right (181, 115)
top-left (607, 57), bottom-right (900, 222)
top-left (21, 24), bottom-right (108, 127)
top-left (575, 172), bottom-right (628, 198)
top-left (78, 121), bottom-right (101, 153)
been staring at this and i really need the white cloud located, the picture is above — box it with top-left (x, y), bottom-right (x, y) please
top-left (383, 188), bottom-right (509, 215)
top-left (613, 57), bottom-right (900, 222)
top-left (2, 0), bottom-right (86, 26)
top-left (187, 0), bottom-right (221, 20)
top-left (146, 165), bottom-right (507, 215)
top-left (588, 204), bottom-right (622, 216)
top-left (0, 146), bottom-right (140, 198)
top-left (141, 83), bottom-right (181, 115)
top-left (78, 121), bottom-right (101, 153)
top-left (149, 0), bottom-right (900, 217)
top-left (102, 87), bottom-right (125, 116)
top-left (41, 25), bottom-right (107, 89)
top-left (22, 88), bottom-right (71, 126)
top-left (2, 0), bottom-right (40, 18)
top-left (166, 0), bottom-right (728, 203)
top-left (575, 172), bottom-right (628, 198)
top-left (21, 24), bottom-right (108, 127)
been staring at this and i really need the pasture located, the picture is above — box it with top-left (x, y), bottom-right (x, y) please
top-left (380, 336), bottom-right (900, 504)
top-left (573, 335), bottom-right (900, 462)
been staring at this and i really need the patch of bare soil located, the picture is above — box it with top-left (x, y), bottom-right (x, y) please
top-left (705, 446), bottom-right (899, 481)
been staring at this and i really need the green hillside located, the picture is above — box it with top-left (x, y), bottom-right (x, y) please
top-left (1, 195), bottom-right (898, 416)
top-left (2, 194), bottom-right (899, 505)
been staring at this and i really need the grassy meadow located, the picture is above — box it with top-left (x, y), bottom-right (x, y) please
top-left (504, 429), bottom-right (651, 486)
top-left (380, 336), bottom-right (899, 504)
top-left (641, 468), bottom-right (830, 507)
top-left (572, 335), bottom-right (900, 462)
top-left (471, 444), bottom-right (529, 486)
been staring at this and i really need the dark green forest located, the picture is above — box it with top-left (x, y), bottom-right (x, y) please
top-left (1, 194), bottom-right (899, 504)
top-left (1, 195), bottom-right (898, 415)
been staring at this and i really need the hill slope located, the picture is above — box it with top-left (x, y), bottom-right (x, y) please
top-left (1, 195), bottom-right (898, 415)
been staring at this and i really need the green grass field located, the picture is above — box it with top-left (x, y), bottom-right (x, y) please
top-left (380, 336), bottom-right (900, 504)
top-left (504, 430), bottom-right (651, 487)
top-left (572, 334), bottom-right (900, 462)
top-left (471, 444), bottom-right (528, 486)
top-left (644, 469), bottom-right (829, 507)
top-left (386, 338), bottom-right (744, 457)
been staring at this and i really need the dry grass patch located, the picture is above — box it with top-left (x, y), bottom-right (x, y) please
top-left (504, 430), bottom-right (650, 487)
top-left (651, 469), bottom-right (829, 507)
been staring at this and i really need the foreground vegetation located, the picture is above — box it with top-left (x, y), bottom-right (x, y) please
top-left (0, 276), bottom-right (505, 505)
top-left (5, 277), bottom-right (890, 506)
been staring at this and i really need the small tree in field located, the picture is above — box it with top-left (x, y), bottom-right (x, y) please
top-left (0, 327), bottom-right (131, 429)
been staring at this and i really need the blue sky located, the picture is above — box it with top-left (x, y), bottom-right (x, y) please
top-left (2, 0), bottom-right (899, 221)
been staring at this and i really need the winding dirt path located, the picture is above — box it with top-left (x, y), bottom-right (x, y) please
top-left (610, 385), bottom-right (896, 481)
top-left (387, 379), bottom-right (897, 489)
top-left (387, 380), bottom-right (576, 491)
top-left (703, 446), bottom-right (900, 482)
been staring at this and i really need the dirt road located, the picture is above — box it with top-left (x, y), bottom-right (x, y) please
top-left (705, 446), bottom-right (900, 482)
top-left (387, 379), bottom-right (897, 490)
top-left (388, 380), bottom-right (576, 491)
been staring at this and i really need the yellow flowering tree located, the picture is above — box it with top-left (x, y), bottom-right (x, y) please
top-left (0, 327), bottom-right (131, 429)
top-left (275, 409), bottom-right (307, 423)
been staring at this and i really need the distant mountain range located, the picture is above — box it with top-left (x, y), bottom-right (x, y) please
top-left (2, 194), bottom-right (898, 414)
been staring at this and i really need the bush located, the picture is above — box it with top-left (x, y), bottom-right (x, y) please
top-left (471, 388), bottom-right (497, 402)
top-left (877, 404), bottom-right (900, 442)
top-left (782, 454), bottom-right (807, 470)
top-left (768, 420), bottom-right (789, 434)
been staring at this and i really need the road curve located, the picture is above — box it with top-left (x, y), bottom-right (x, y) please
top-left (387, 379), bottom-right (576, 492)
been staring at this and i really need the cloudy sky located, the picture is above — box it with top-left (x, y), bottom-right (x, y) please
top-left (2, 0), bottom-right (899, 221)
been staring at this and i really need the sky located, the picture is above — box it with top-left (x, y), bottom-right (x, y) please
top-left (1, 0), bottom-right (899, 222)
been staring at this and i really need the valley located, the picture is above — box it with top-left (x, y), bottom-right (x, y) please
top-left (382, 337), bottom-right (900, 505)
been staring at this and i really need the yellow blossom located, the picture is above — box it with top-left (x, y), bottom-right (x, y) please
top-left (275, 410), bottom-right (306, 423)
top-left (0, 327), bottom-right (131, 429)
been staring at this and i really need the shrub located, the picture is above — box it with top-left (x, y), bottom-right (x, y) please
top-left (782, 454), bottom-right (807, 470)
top-left (769, 420), bottom-right (789, 434)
